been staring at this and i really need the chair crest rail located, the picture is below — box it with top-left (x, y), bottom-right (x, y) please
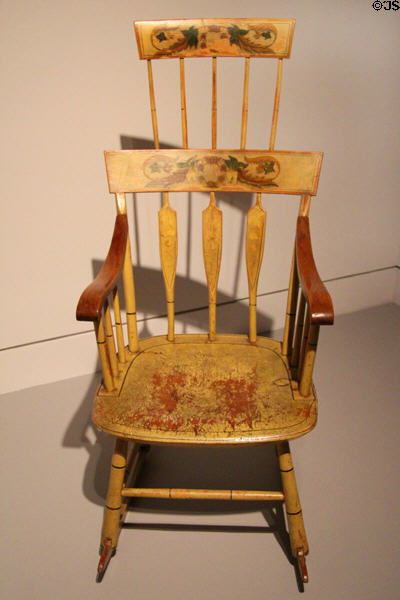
top-left (135, 19), bottom-right (295, 59)
top-left (104, 149), bottom-right (323, 195)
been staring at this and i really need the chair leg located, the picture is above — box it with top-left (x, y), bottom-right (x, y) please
top-left (97, 437), bottom-right (128, 581)
top-left (276, 441), bottom-right (309, 583)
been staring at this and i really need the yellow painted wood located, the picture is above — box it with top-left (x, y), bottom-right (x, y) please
top-left (123, 237), bottom-right (139, 352)
top-left (101, 438), bottom-right (128, 547)
top-left (158, 197), bottom-right (177, 341)
top-left (282, 247), bottom-right (299, 357)
top-left (95, 315), bottom-right (114, 392)
top-left (246, 195), bottom-right (266, 342)
top-left (92, 333), bottom-right (317, 445)
top-left (179, 58), bottom-right (188, 147)
top-left (299, 324), bottom-right (320, 396)
top-left (212, 57), bottom-right (217, 148)
top-left (276, 441), bottom-right (309, 556)
top-left (203, 195), bottom-right (222, 340)
top-left (299, 193), bottom-right (311, 217)
top-left (121, 488), bottom-right (284, 501)
top-left (115, 192), bottom-right (127, 215)
top-left (104, 299), bottom-right (119, 378)
top-left (298, 305), bottom-right (310, 381)
top-left (135, 19), bottom-right (295, 59)
top-left (147, 60), bottom-right (159, 148)
top-left (269, 58), bottom-right (283, 150)
top-left (290, 292), bottom-right (306, 375)
top-left (112, 288), bottom-right (126, 363)
top-left (104, 149), bottom-right (323, 195)
top-left (240, 57), bottom-right (250, 149)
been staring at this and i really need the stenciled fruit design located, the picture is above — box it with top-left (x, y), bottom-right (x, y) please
top-left (238, 156), bottom-right (280, 186)
top-left (143, 154), bottom-right (280, 189)
top-left (151, 25), bottom-right (198, 53)
top-left (227, 24), bottom-right (277, 53)
top-left (188, 156), bottom-right (230, 187)
top-left (149, 23), bottom-right (278, 56)
top-left (143, 155), bottom-right (175, 179)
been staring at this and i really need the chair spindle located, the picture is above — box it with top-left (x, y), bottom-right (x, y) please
top-left (112, 288), bottom-right (126, 363)
top-left (298, 304), bottom-right (310, 380)
top-left (179, 58), bottom-right (188, 148)
top-left (104, 298), bottom-right (119, 378)
top-left (269, 58), bottom-right (283, 150)
top-left (246, 194), bottom-right (266, 343)
top-left (211, 57), bottom-right (217, 149)
top-left (95, 313), bottom-right (115, 392)
top-left (291, 291), bottom-right (306, 376)
top-left (299, 323), bottom-right (320, 396)
top-left (158, 194), bottom-right (177, 341)
top-left (282, 247), bottom-right (299, 357)
top-left (123, 236), bottom-right (139, 352)
top-left (147, 59), bottom-right (160, 149)
top-left (240, 57), bottom-right (250, 149)
top-left (203, 193), bottom-right (222, 341)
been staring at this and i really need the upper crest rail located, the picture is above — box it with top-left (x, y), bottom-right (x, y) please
top-left (135, 19), bottom-right (295, 59)
top-left (104, 150), bottom-right (323, 195)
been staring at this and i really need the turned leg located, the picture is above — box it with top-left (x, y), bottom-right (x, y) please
top-left (276, 440), bottom-right (309, 583)
top-left (97, 438), bottom-right (128, 581)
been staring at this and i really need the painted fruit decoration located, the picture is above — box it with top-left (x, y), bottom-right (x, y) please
top-left (143, 154), bottom-right (280, 189)
top-left (238, 156), bottom-right (280, 186)
top-left (149, 23), bottom-right (279, 55)
top-left (151, 25), bottom-right (198, 53)
top-left (187, 156), bottom-right (230, 187)
top-left (227, 23), bottom-right (278, 53)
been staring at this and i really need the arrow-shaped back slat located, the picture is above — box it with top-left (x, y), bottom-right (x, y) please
top-left (246, 196), bottom-right (266, 342)
top-left (202, 195), bottom-right (222, 341)
top-left (158, 198), bottom-right (178, 341)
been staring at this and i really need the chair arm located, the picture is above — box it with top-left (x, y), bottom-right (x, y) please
top-left (76, 214), bottom-right (128, 321)
top-left (295, 216), bottom-right (334, 326)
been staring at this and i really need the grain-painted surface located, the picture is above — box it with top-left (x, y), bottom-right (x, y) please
top-left (92, 334), bottom-right (317, 445)
top-left (158, 204), bottom-right (177, 302)
top-left (202, 198), bottom-right (222, 340)
top-left (246, 198), bottom-right (266, 342)
top-left (104, 150), bottom-right (323, 195)
top-left (159, 202), bottom-right (177, 341)
top-left (135, 19), bottom-right (295, 59)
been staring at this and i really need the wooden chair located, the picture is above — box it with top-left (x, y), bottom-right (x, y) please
top-left (76, 19), bottom-right (334, 584)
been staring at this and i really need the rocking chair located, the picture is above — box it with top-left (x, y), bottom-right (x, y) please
top-left (76, 18), bottom-right (334, 584)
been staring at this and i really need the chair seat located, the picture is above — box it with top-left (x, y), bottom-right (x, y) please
top-left (93, 334), bottom-right (317, 445)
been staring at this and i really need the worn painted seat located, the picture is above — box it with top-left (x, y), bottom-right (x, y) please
top-left (76, 18), bottom-right (333, 586)
top-left (93, 334), bottom-right (317, 444)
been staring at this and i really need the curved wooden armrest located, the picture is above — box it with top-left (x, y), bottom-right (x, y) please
top-left (76, 214), bottom-right (128, 321)
top-left (296, 216), bottom-right (334, 325)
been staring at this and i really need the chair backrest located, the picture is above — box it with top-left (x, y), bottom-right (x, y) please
top-left (103, 18), bottom-right (323, 353)
top-left (134, 18), bottom-right (295, 150)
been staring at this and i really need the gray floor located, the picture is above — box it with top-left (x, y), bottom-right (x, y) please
top-left (1, 304), bottom-right (399, 599)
